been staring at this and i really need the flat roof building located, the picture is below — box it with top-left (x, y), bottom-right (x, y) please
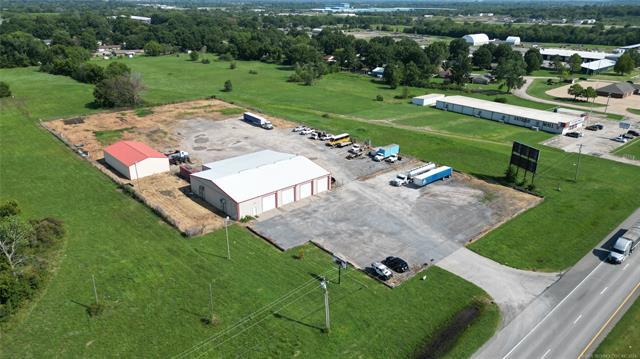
top-left (539, 48), bottom-right (613, 63)
top-left (435, 96), bottom-right (584, 134)
top-left (103, 141), bottom-right (169, 180)
top-left (191, 150), bottom-right (331, 220)
top-left (581, 59), bottom-right (616, 74)
top-left (411, 93), bottom-right (445, 106)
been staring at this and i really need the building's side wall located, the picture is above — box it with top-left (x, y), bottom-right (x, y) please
top-left (132, 157), bottom-right (170, 180)
top-left (104, 152), bottom-right (132, 179)
top-left (190, 176), bottom-right (238, 219)
top-left (436, 100), bottom-right (577, 134)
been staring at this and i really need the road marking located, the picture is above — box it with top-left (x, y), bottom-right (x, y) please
top-left (541, 348), bottom-right (551, 359)
top-left (502, 262), bottom-right (604, 359)
top-left (578, 280), bottom-right (640, 359)
top-left (623, 263), bottom-right (629, 271)
top-left (600, 287), bottom-right (608, 295)
top-left (573, 314), bottom-right (583, 324)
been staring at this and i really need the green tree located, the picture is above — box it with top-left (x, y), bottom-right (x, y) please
top-left (448, 38), bottom-right (469, 60)
top-left (383, 63), bottom-right (402, 89)
top-left (93, 73), bottom-right (144, 108)
top-left (104, 62), bottom-right (131, 78)
top-left (78, 31), bottom-right (97, 51)
top-left (583, 86), bottom-right (597, 102)
top-left (493, 44), bottom-right (513, 63)
top-left (403, 62), bottom-right (422, 86)
top-left (51, 30), bottom-right (74, 47)
top-left (568, 83), bottom-right (584, 100)
top-left (71, 63), bottom-right (104, 84)
top-left (472, 46), bottom-right (493, 69)
top-left (189, 51), bottom-right (200, 61)
top-left (224, 80), bottom-right (233, 92)
top-left (494, 57), bottom-right (526, 93)
top-left (524, 48), bottom-right (543, 74)
top-left (0, 81), bottom-right (11, 98)
top-left (425, 41), bottom-right (449, 67)
top-left (449, 55), bottom-right (471, 85)
top-left (614, 53), bottom-right (635, 75)
top-left (143, 40), bottom-right (163, 56)
top-left (0, 31), bottom-right (49, 68)
top-left (569, 54), bottom-right (583, 73)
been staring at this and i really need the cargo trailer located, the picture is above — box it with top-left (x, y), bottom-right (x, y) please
top-left (243, 112), bottom-right (273, 130)
top-left (376, 144), bottom-right (400, 158)
top-left (412, 166), bottom-right (452, 187)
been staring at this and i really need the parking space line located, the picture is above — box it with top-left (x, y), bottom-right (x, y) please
top-left (541, 348), bottom-right (551, 359)
top-left (600, 287), bottom-right (608, 295)
top-left (623, 263), bottom-right (629, 271)
top-left (573, 314), bottom-right (583, 324)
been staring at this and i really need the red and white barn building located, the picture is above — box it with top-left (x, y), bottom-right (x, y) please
top-left (103, 141), bottom-right (170, 180)
top-left (190, 150), bottom-right (331, 220)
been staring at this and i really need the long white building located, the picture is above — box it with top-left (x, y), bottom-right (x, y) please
top-left (190, 150), bottom-right (331, 220)
top-left (435, 96), bottom-right (585, 134)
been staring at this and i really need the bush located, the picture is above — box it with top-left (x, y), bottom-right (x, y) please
top-left (239, 215), bottom-right (254, 223)
top-left (223, 80), bottom-right (233, 92)
top-left (376, 95), bottom-right (384, 101)
top-left (296, 248), bottom-right (305, 260)
top-left (494, 97), bottom-right (508, 103)
top-left (94, 74), bottom-right (145, 108)
top-left (0, 81), bottom-right (11, 98)
top-left (219, 53), bottom-right (234, 61)
top-left (30, 217), bottom-right (65, 247)
top-left (201, 58), bottom-right (210, 64)
top-left (189, 51), bottom-right (200, 61)
top-left (229, 61), bottom-right (236, 70)
top-left (249, 69), bottom-right (258, 75)
top-left (0, 200), bottom-right (20, 218)
top-left (71, 63), bottom-right (104, 84)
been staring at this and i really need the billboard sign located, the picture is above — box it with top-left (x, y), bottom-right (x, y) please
top-left (510, 142), bottom-right (540, 174)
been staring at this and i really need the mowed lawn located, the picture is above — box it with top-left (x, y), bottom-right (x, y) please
top-left (613, 138), bottom-right (640, 159)
top-left (0, 68), bottom-right (502, 356)
top-left (594, 297), bottom-right (640, 356)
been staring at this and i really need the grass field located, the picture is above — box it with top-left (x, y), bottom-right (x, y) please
top-left (0, 69), bottom-right (500, 357)
top-left (613, 138), bottom-right (640, 159)
top-left (594, 297), bottom-right (640, 357)
top-left (628, 108), bottom-right (640, 116)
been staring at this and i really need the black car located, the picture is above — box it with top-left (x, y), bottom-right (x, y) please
top-left (585, 125), bottom-right (598, 131)
top-left (382, 256), bottom-right (409, 273)
top-left (595, 124), bottom-right (604, 130)
top-left (565, 132), bottom-right (582, 138)
top-left (628, 130), bottom-right (640, 137)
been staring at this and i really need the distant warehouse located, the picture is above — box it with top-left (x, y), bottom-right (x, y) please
top-left (435, 96), bottom-right (585, 134)
top-left (190, 150), bottom-right (331, 220)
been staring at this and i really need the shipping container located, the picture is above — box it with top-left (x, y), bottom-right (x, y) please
top-left (407, 163), bottom-right (436, 179)
top-left (412, 166), bottom-right (452, 187)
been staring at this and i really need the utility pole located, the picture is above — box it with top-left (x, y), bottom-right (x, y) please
top-left (225, 216), bottom-right (231, 260)
top-left (92, 275), bottom-right (99, 305)
top-left (605, 94), bottom-right (611, 113)
top-left (574, 144), bottom-right (583, 182)
top-left (320, 278), bottom-right (330, 333)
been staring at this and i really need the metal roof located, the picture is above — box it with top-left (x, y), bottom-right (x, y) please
top-left (437, 96), bottom-right (582, 125)
top-left (103, 141), bottom-right (166, 166)
top-left (463, 33), bottom-right (489, 44)
top-left (539, 48), bottom-right (612, 60)
top-left (193, 150), bottom-right (330, 203)
top-left (596, 82), bottom-right (636, 95)
top-left (581, 59), bottom-right (616, 71)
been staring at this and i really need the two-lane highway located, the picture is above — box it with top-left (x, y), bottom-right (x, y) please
top-left (475, 208), bottom-right (640, 359)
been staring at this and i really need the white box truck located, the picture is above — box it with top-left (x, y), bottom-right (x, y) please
top-left (608, 221), bottom-right (640, 264)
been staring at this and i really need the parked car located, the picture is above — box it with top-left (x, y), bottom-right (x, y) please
top-left (349, 144), bottom-right (361, 154)
top-left (292, 126), bottom-right (305, 132)
top-left (385, 155), bottom-right (398, 163)
top-left (594, 124), bottom-right (604, 130)
top-left (300, 128), bottom-right (314, 135)
top-left (614, 135), bottom-right (628, 143)
top-left (623, 133), bottom-right (636, 139)
top-left (309, 132), bottom-right (319, 140)
top-left (382, 257), bottom-right (409, 273)
top-left (628, 130), bottom-right (640, 137)
top-left (320, 133), bottom-right (333, 141)
top-left (585, 124), bottom-right (603, 131)
top-left (565, 132), bottom-right (583, 138)
top-left (371, 262), bottom-right (393, 280)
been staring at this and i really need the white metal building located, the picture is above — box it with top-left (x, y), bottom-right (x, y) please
top-left (411, 93), bottom-right (445, 106)
top-left (435, 96), bottom-right (585, 134)
top-left (190, 150), bottom-right (331, 220)
top-left (463, 33), bottom-right (490, 46)
top-left (505, 36), bottom-right (521, 46)
top-left (103, 141), bottom-right (170, 180)
top-left (539, 48), bottom-right (613, 63)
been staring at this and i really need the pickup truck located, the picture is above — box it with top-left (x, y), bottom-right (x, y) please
top-left (390, 174), bottom-right (408, 186)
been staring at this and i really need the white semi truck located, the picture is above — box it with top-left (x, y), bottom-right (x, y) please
top-left (390, 162), bottom-right (435, 186)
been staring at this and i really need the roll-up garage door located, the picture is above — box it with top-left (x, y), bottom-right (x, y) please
top-left (281, 187), bottom-right (295, 205)
top-left (262, 193), bottom-right (276, 212)
top-left (299, 182), bottom-right (312, 199)
top-left (315, 177), bottom-right (328, 193)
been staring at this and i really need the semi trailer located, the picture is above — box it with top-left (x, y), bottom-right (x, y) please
top-left (390, 162), bottom-right (436, 186)
top-left (243, 112), bottom-right (273, 130)
top-left (412, 166), bottom-right (452, 187)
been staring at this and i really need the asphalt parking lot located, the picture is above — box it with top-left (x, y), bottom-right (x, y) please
top-left (251, 163), bottom-right (539, 281)
top-left (177, 117), bottom-right (398, 186)
top-left (541, 117), bottom-right (632, 157)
